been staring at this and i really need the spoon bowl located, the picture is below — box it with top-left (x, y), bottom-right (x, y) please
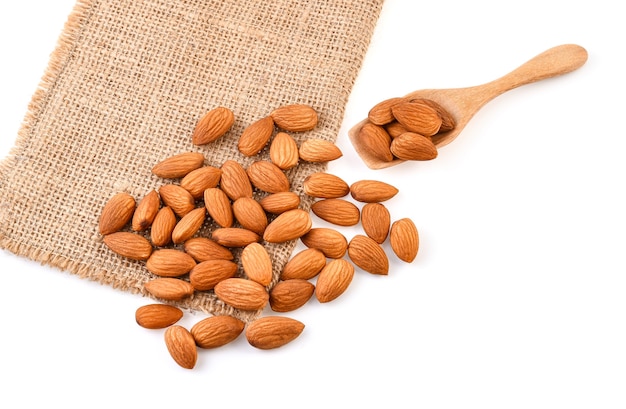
top-left (348, 44), bottom-right (589, 169)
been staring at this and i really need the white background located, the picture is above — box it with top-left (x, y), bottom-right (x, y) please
top-left (1, 1), bottom-right (625, 408)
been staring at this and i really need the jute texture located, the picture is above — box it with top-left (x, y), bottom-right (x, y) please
top-left (0, 0), bottom-right (384, 320)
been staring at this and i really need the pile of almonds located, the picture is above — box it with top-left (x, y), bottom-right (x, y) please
top-left (99, 104), bottom-right (419, 369)
top-left (355, 96), bottom-right (456, 163)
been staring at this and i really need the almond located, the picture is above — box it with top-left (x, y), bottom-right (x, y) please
top-left (214, 278), bottom-right (269, 310)
top-left (300, 227), bottom-right (348, 259)
top-left (245, 316), bottom-right (305, 350)
top-left (183, 237), bottom-right (234, 262)
top-left (390, 218), bottom-right (419, 263)
top-left (211, 227), bottom-right (260, 248)
top-left (131, 190), bottom-right (160, 231)
top-left (258, 191), bottom-right (301, 214)
top-left (280, 248), bottom-right (326, 280)
top-left (180, 166), bottom-right (222, 199)
top-left (390, 132), bottom-right (438, 161)
top-left (263, 209), bottom-right (312, 243)
top-left (355, 122), bottom-right (394, 163)
top-left (144, 278), bottom-right (195, 301)
top-left (151, 152), bottom-right (205, 179)
top-left (164, 325), bottom-right (197, 369)
top-left (135, 304), bottom-right (183, 329)
top-left (219, 160), bottom-right (253, 200)
top-left (302, 172), bottom-right (350, 199)
top-left (347, 234), bottom-right (389, 275)
top-left (159, 184), bottom-right (195, 217)
top-left (189, 259), bottom-right (238, 291)
top-left (204, 187), bottom-right (233, 228)
top-left (391, 100), bottom-right (442, 136)
top-left (238, 116), bottom-right (275, 156)
top-left (269, 279), bottom-right (315, 312)
top-left (146, 249), bottom-right (197, 277)
top-left (192, 106), bottom-right (235, 145)
top-left (315, 259), bottom-right (355, 303)
top-left (310, 198), bottom-right (360, 226)
top-left (171, 207), bottom-right (206, 244)
top-left (413, 98), bottom-right (456, 132)
top-left (361, 203), bottom-right (390, 244)
top-left (269, 132), bottom-right (299, 170)
top-left (270, 104), bottom-right (318, 132)
top-left (246, 160), bottom-right (290, 193)
top-left (190, 315), bottom-right (245, 349)
top-left (99, 192), bottom-right (136, 235)
top-left (150, 206), bottom-right (177, 247)
top-left (350, 180), bottom-right (399, 203)
top-left (298, 139), bottom-right (343, 162)
top-left (241, 242), bottom-right (273, 286)
top-left (103, 232), bottom-right (153, 261)
top-left (232, 197), bottom-right (268, 235)
top-left (385, 121), bottom-right (410, 138)
top-left (368, 97), bottom-right (409, 125)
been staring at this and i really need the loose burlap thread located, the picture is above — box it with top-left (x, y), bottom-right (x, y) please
top-left (0, 0), bottom-right (384, 320)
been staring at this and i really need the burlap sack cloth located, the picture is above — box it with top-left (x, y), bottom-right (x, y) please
top-left (0, 0), bottom-right (384, 321)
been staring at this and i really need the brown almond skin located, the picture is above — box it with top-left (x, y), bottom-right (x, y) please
top-left (159, 184), bottom-right (195, 217)
top-left (151, 152), bottom-right (205, 179)
top-left (413, 98), bottom-right (456, 132)
top-left (164, 325), bottom-right (198, 370)
top-left (270, 104), bottom-right (318, 132)
top-left (348, 234), bottom-right (389, 275)
top-left (241, 242), bottom-right (273, 286)
top-left (144, 278), bottom-right (195, 301)
top-left (270, 279), bottom-right (315, 312)
top-left (103, 232), bottom-right (153, 261)
top-left (269, 132), bottom-right (299, 170)
top-left (368, 97), bottom-right (408, 125)
top-left (390, 132), bottom-right (438, 161)
top-left (232, 197), bottom-right (268, 235)
top-left (246, 316), bottom-right (305, 350)
top-left (146, 249), bottom-right (197, 277)
top-left (302, 172), bottom-right (350, 199)
top-left (350, 180), bottom-right (399, 203)
top-left (204, 187), bottom-right (234, 228)
top-left (263, 209), bottom-right (312, 243)
top-left (150, 206), bottom-right (177, 247)
top-left (300, 227), bottom-right (348, 259)
top-left (281, 248), bottom-right (326, 280)
top-left (356, 122), bottom-right (394, 163)
top-left (298, 139), bottom-right (343, 162)
top-left (315, 259), bottom-right (355, 303)
top-left (136, 304), bottom-right (184, 329)
top-left (361, 203), bottom-right (391, 244)
top-left (183, 237), bottom-right (234, 262)
top-left (99, 192), bottom-right (136, 235)
top-left (189, 259), bottom-right (239, 291)
top-left (311, 198), bottom-right (360, 227)
top-left (391, 100), bottom-right (442, 136)
top-left (171, 207), bottom-right (206, 244)
top-left (192, 106), bottom-right (235, 145)
top-left (180, 166), bottom-right (222, 199)
top-left (385, 121), bottom-right (410, 138)
top-left (191, 316), bottom-right (245, 349)
top-left (390, 218), bottom-right (419, 263)
top-left (259, 191), bottom-right (301, 214)
top-left (214, 278), bottom-right (269, 311)
top-left (212, 227), bottom-right (260, 248)
top-left (220, 160), bottom-right (253, 201)
top-left (247, 160), bottom-right (290, 193)
top-left (131, 190), bottom-right (160, 231)
top-left (238, 116), bottom-right (275, 157)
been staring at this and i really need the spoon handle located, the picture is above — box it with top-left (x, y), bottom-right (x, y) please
top-left (478, 44), bottom-right (588, 101)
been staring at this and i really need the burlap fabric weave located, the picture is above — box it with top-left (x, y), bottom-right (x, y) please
top-left (0, 0), bottom-right (384, 320)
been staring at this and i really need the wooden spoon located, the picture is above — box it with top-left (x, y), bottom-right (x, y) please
top-left (348, 44), bottom-right (588, 169)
